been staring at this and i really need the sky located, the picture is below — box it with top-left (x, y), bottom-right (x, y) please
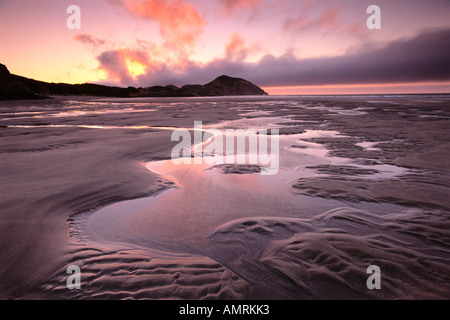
top-left (1, 0), bottom-right (450, 95)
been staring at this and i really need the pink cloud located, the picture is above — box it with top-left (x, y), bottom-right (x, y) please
top-left (97, 48), bottom-right (151, 84)
top-left (74, 34), bottom-right (107, 47)
top-left (284, 6), bottom-right (341, 32)
top-left (122, 0), bottom-right (205, 50)
top-left (316, 7), bottom-right (340, 30)
top-left (218, 0), bottom-right (261, 12)
top-left (225, 33), bottom-right (259, 61)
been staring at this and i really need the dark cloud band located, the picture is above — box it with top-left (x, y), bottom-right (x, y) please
top-left (96, 28), bottom-right (450, 87)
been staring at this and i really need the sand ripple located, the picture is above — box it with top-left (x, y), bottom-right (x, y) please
top-left (35, 246), bottom-right (247, 300)
top-left (208, 208), bottom-right (450, 299)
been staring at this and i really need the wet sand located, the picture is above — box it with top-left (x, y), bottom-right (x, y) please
top-left (0, 95), bottom-right (449, 299)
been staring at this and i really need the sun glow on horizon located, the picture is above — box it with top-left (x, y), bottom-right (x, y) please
top-left (264, 81), bottom-right (450, 96)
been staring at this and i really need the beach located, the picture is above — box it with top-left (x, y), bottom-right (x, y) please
top-left (0, 95), bottom-right (449, 299)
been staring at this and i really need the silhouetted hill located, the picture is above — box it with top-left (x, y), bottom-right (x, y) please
top-left (136, 76), bottom-right (268, 97)
top-left (165, 85), bottom-right (180, 91)
top-left (0, 64), bottom-right (46, 100)
top-left (11, 74), bottom-right (136, 98)
top-left (0, 64), bottom-right (268, 100)
top-left (196, 75), bottom-right (268, 96)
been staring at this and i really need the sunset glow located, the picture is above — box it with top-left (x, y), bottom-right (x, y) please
top-left (265, 82), bottom-right (450, 96)
top-left (125, 59), bottom-right (148, 80)
top-left (1, 0), bottom-right (449, 94)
